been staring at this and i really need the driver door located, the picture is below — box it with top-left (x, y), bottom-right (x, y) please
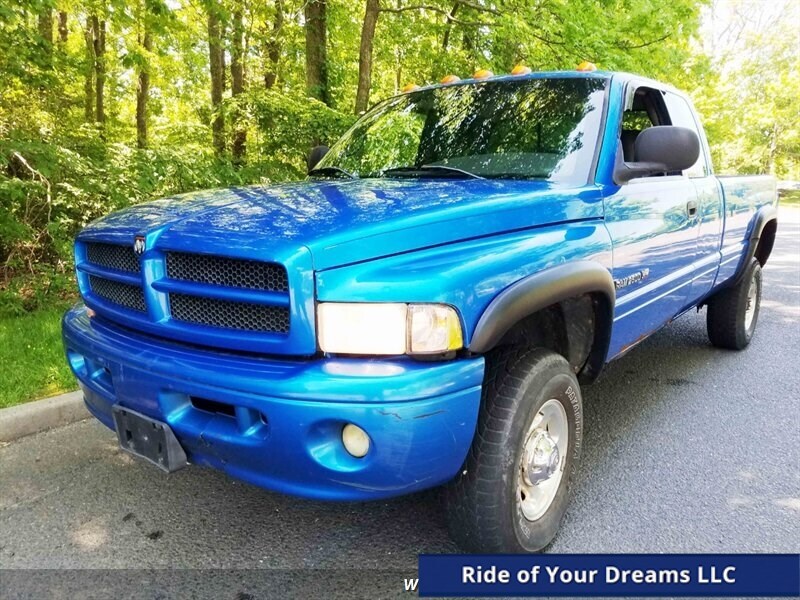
top-left (606, 83), bottom-right (700, 358)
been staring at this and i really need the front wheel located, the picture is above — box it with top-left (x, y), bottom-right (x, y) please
top-left (443, 347), bottom-right (583, 553)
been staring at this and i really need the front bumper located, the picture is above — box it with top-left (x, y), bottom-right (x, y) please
top-left (62, 305), bottom-right (484, 500)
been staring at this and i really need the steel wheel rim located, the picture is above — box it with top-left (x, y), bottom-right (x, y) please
top-left (517, 398), bottom-right (569, 522)
top-left (744, 272), bottom-right (758, 331)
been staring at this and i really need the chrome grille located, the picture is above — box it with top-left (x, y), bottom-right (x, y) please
top-left (169, 294), bottom-right (290, 333)
top-left (89, 275), bottom-right (146, 312)
top-left (86, 243), bottom-right (140, 273)
top-left (166, 252), bottom-right (288, 292)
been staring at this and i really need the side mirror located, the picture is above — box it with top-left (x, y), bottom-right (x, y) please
top-left (613, 126), bottom-right (700, 184)
top-left (307, 145), bottom-right (329, 173)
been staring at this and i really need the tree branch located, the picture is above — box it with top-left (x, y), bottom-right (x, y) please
top-left (617, 33), bottom-right (671, 49)
top-left (451, 0), bottom-right (500, 14)
top-left (380, 1), bottom-right (500, 16)
top-left (380, 5), bottom-right (489, 26)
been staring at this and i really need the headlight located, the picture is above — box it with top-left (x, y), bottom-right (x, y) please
top-left (318, 303), bottom-right (407, 355)
top-left (317, 303), bottom-right (463, 356)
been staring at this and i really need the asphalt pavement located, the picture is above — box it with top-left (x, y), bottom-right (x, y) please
top-left (1, 209), bottom-right (798, 599)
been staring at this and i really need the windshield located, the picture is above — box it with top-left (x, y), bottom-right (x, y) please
top-left (315, 76), bottom-right (608, 184)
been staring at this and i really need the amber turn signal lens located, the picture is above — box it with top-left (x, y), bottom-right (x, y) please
top-left (440, 74), bottom-right (461, 84)
top-left (576, 61), bottom-right (597, 72)
top-left (511, 64), bottom-right (532, 75)
top-left (473, 68), bottom-right (493, 79)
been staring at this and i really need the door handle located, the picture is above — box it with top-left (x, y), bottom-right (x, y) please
top-left (687, 200), bottom-right (698, 217)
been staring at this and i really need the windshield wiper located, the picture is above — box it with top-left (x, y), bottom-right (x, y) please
top-left (482, 173), bottom-right (547, 180)
top-left (308, 166), bottom-right (357, 179)
top-left (383, 164), bottom-right (484, 180)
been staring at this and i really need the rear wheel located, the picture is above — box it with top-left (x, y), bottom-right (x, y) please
top-left (707, 258), bottom-right (762, 350)
top-left (443, 347), bottom-right (582, 553)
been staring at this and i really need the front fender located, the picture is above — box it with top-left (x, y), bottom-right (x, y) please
top-left (469, 260), bottom-right (614, 350)
top-left (469, 261), bottom-right (615, 381)
top-left (315, 221), bottom-right (613, 353)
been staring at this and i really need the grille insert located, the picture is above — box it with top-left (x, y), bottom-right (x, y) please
top-left (89, 275), bottom-right (146, 312)
top-left (169, 294), bottom-right (290, 333)
top-left (86, 243), bottom-right (140, 273)
top-left (166, 253), bottom-right (288, 292)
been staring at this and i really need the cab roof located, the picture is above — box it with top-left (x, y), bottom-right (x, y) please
top-left (403, 69), bottom-right (677, 95)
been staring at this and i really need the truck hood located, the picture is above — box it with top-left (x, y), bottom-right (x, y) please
top-left (80, 178), bottom-right (602, 270)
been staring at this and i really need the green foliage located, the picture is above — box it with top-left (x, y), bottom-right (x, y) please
top-left (0, 124), bottom-right (244, 274)
top-left (0, 303), bottom-right (78, 407)
top-left (1, 0), bottom-right (796, 335)
top-left (681, 0), bottom-right (800, 178)
top-left (246, 90), bottom-right (356, 179)
top-left (0, 268), bottom-right (76, 318)
top-left (779, 189), bottom-right (800, 207)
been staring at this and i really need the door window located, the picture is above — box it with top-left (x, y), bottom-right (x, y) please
top-left (663, 93), bottom-right (709, 178)
top-left (619, 86), bottom-right (670, 164)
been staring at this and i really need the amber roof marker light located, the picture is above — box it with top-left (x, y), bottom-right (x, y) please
top-left (511, 64), bottom-right (532, 76)
top-left (473, 69), bottom-right (494, 79)
top-left (440, 74), bottom-right (461, 84)
top-left (401, 83), bottom-right (420, 93)
top-left (576, 61), bottom-right (598, 72)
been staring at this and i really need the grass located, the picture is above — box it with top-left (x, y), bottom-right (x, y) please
top-left (779, 189), bottom-right (800, 207)
top-left (0, 303), bottom-right (77, 409)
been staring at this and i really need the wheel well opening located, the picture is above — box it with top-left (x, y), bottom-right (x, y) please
top-left (754, 219), bottom-right (777, 267)
top-left (491, 293), bottom-right (609, 381)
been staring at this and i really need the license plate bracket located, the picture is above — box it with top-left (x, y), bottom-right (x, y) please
top-left (112, 406), bottom-right (187, 473)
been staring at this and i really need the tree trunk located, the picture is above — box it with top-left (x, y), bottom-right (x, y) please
top-left (58, 12), bottom-right (68, 44)
top-left (304, 0), bottom-right (330, 105)
top-left (264, 0), bottom-right (284, 89)
top-left (355, 0), bottom-right (380, 114)
top-left (230, 10), bottom-right (245, 96)
top-left (38, 8), bottom-right (53, 72)
top-left (768, 123), bottom-right (778, 175)
top-left (230, 8), bottom-right (247, 165)
top-left (136, 30), bottom-right (152, 149)
top-left (395, 63), bottom-right (401, 94)
top-left (442, 2), bottom-right (460, 50)
top-left (83, 19), bottom-right (94, 122)
top-left (207, 7), bottom-right (225, 156)
top-left (461, 27), bottom-right (474, 59)
top-left (220, 23), bottom-right (227, 92)
top-left (91, 16), bottom-right (106, 125)
top-left (38, 9), bottom-right (54, 45)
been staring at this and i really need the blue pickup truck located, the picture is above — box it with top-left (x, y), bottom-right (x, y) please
top-left (63, 68), bottom-right (778, 553)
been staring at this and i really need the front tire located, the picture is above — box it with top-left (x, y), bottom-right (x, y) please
top-left (443, 347), bottom-right (583, 553)
top-left (707, 258), bottom-right (762, 350)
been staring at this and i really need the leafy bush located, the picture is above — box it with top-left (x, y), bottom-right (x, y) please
top-left (246, 90), bottom-right (356, 179)
top-left (0, 91), bottom-right (355, 315)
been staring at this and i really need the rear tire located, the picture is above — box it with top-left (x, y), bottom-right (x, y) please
top-left (707, 258), bottom-right (762, 350)
top-left (443, 347), bottom-right (582, 553)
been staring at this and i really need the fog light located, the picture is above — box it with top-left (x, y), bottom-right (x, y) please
top-left (342, 424), bottom-right (370, 458)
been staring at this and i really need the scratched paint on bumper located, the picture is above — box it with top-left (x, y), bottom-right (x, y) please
top-left (63, 305), bottom-right (484, 501)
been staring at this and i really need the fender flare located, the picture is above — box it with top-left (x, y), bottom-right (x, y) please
top-left (469, 260), bottom-right (615, 381)
top-left (734, 204), bottom-right (778, 283)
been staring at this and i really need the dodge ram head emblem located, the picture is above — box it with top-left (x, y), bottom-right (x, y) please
top-left (133, 236), bottom-right (146, 255)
